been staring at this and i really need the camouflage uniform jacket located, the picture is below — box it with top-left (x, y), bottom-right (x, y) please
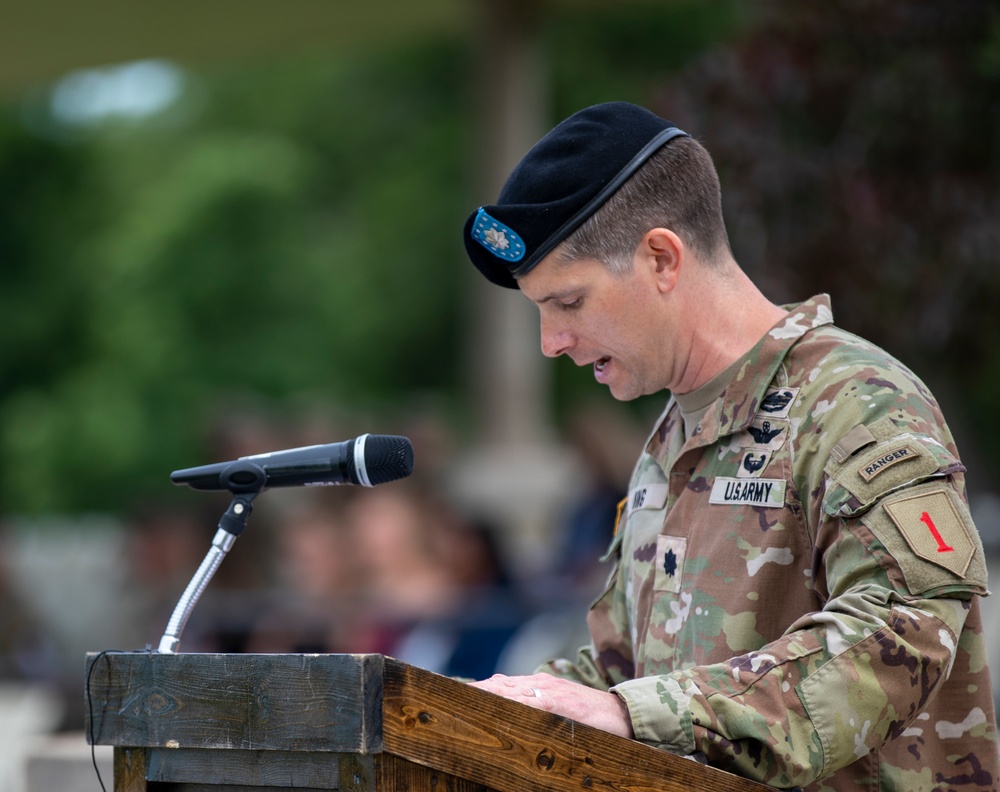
top-left (542, 295), bottom-right (999, 791)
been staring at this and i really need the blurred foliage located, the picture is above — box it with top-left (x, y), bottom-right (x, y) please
top-left (0, 5), bottom-right (744, 516)
top-left (542, 0), bottom-right (746, 114)
top-left (0, 0), bottom-right (997, 513)
top-left (0, 44), bottom-right (472, 513)
top-left (653, 0), bottom-right (1000, 490)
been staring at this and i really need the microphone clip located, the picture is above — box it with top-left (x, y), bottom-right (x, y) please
top-left (215, 460), bottom-right (268, 495)
top-left (218, 493), bottom-right (257, 537)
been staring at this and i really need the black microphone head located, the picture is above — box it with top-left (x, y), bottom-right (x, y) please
top-left (359, 434), bottom-right (414, 485)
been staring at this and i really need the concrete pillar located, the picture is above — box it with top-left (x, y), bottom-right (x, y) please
top-left (453, 1), bottom-right (582, 574)
top-left (467, 0), bottom-right (551, 447)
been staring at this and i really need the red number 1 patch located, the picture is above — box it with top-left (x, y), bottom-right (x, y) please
top-left (919, 511), bottom-right (955, 553)
top-left (882, 489), bottom-right (974, 578)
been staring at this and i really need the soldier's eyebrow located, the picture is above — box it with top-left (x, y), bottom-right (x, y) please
top-left (534, 286), bottom-right (582, 305)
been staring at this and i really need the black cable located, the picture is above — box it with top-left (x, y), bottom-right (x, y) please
top-left (85, 648), bottom-right (152, 792)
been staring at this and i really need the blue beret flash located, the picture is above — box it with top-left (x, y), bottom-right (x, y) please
top-left (471, 209), bottom-right (526, 263)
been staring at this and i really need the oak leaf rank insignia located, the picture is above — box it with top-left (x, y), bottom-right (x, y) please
top-left (470, 208), bottom-right (526, 262)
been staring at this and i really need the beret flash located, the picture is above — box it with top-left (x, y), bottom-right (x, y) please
top-left (463, 101), bottom-right (688, 289)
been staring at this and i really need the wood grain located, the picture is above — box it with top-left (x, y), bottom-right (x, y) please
top-left (113, 746), bottom-right (146, 792)
top-left (373, 754), bottom-right (493, 792)
top-left (381, 658), bottom-right (770, 792)
top-left (87, 652), bottom-right (383, 754)
top-left (88, 653), bottom-right (770, 791)
top-left (145, 747), bottom-right (374, 788)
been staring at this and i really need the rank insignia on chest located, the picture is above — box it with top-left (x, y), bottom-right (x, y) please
top-left (654, 535), bottom-right (686, 594)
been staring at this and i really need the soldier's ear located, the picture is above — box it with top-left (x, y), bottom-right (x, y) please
top-left (637, 228), bottom-right (683, 294)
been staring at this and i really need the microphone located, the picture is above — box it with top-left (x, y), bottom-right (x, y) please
top-left (170, 434), bottom-right (414, 493)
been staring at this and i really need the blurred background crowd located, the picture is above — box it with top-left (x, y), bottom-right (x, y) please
top-left (1, 1), bottom-right (999, 788)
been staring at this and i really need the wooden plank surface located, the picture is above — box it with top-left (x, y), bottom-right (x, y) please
top-left (87, 652), bottom-right (384, 754)
top-left (137, 748), bottom-right (494, 791)
top-left (374, 753), bottom-right (494, 792)
top-left (113, 746), bottom-right (146, 792)
top-left (145, 748), bottom-right (374, 789)
top-left (381, 658), bottom-right (772, 792)
top-left (90, 653), bottom-right (771, 791)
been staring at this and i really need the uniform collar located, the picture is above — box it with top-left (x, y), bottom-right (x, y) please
top-left (647, 294), bottom-right (835, 459)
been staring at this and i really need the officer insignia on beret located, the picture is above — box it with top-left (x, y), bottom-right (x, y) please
top-left (485, 228), bottom-right (510, 251)
top-left (471, 208), bottom-right (525, 263)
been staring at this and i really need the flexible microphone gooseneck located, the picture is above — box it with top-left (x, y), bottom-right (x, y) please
top-left (157, 433), bottom-right (414, 654)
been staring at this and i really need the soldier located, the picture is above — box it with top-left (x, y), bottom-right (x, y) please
top-left (465, 102), bottom-right (999, 791)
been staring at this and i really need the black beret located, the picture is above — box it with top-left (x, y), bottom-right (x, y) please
top-left (463, 101), bottom-right (688, 289)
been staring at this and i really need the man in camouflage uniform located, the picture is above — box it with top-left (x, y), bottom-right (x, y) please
top-left (464, 102), bottom-right (999, 790)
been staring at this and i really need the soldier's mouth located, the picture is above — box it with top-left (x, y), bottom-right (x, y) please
top-left (595, 357), bottom-right (610, 373)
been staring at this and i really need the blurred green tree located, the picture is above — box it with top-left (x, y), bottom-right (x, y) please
top-left (0, 5), bottom-right (744, 516)
top-left (0, 44), bottom-right (470, 513)
top-left (656, 0), bottom-right (1000, 493)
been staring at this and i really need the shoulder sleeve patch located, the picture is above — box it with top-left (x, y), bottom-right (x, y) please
top-left (882, 489), bottom-right (973, 575)
top-left (861, 482), bottom-right (988, 596)
top-left (823, 426), bottom-right (965, 518)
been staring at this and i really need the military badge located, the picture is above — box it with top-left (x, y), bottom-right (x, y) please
top-left (883, 488), bottom-right (975, 577)
top-left (737, 450), bottom-right (771, 478)
top-left (857, 442), bottom-right (921, 482)
top-left (759, 386), bottom-right (799, 418)
top-left (470, 208), bottom-right (526, 262)
top-left (737, 417), bottom-right (789, 451)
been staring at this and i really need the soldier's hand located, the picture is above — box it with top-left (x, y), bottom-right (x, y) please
top-left (470, 673), bottom-right (634, 739)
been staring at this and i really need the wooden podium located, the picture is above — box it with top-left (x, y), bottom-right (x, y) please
top-left (86, 652), bottom-right (770, 791)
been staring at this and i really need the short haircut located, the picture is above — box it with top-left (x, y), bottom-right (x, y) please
top-left (556, 136), bottom-right (732, 273)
